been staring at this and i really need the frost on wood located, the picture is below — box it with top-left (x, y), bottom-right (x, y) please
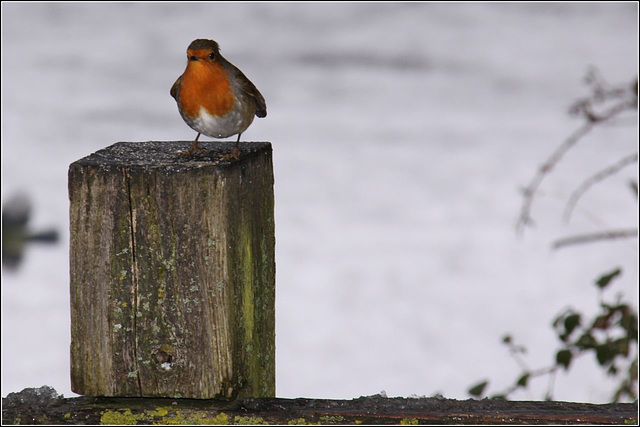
top-left (68, 141), bottom-right (275, 399)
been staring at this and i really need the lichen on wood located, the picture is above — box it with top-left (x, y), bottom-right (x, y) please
top-left (2, 387), bottom-right (638, 425)
top-left (68, 141), bottom-right (275, 399)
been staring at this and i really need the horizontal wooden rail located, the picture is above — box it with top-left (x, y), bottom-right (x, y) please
top-left (2, 387), bottom-right (637, 425)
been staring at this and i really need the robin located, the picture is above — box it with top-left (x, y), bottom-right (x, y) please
top-left (170, 39), bottom-right (266, 159)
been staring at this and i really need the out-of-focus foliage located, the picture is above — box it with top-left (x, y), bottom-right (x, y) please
top-left (469, 71), bottom-right (638, 403)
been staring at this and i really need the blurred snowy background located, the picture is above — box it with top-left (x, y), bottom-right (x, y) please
top-left (1, 3), bottom-right (638, 402)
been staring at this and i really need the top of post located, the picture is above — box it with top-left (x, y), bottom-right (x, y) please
top-left (70, 141), bottom-right (272, 171)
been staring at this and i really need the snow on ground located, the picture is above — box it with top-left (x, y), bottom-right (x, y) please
top-left (2, 3), bottom-right (638, 402)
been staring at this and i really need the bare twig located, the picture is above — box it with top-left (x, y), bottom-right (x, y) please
top-left (553, 229), bottom-right (638, 250)
top-left (516, 71), bottom-right (637, 235)
top-left (493, 364), bottom-right (560, 400)
top-left (515, 122), bottom-right (594, 234)
top-left (571, 68), bottom-right (638, 119)
top-left (563, 153), bottom-right (638, 223)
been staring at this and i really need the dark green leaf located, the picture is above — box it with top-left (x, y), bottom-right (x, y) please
top-left (517, 373), bottom-right (530, 387)
top-left (502, 335), bottom-right (512, 344)
top-left (468, 380), bottom-right (488, 397)
top-left (620, 312), bottom-right (638, 339)
top-left (556, 349), bottom-right (572, 370)
top-left (596, 344), bottom-right (615, 366)
top-left (629, 359), bottom-right (638, 380)
top-left (564, 313), bottom-right (581, 336)
top-left (596, 268), bottom-right (622, 289)
top-left (613, 337), bottom-right (630, 357)
top-left (575, 332), bottom-right (597, 349)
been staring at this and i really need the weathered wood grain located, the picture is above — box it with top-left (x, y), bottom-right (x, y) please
top-left (2, 387), bottom-right (637, 425)
top-left (68, 141), bottom-right (275, 399)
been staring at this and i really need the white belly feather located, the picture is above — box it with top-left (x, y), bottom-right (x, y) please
top-left (185, 102), bottom-right (254, 139)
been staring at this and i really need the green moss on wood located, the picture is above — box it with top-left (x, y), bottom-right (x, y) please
top-left (71, 142), bottom-right (275, 398)
top-left (100, 409), bottom-right (140, 425)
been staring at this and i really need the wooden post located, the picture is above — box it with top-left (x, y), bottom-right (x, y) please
top-left (68, 141), bottom-right (275, 399)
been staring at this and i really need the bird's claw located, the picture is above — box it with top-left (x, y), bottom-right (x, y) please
top-left (220, 147), bottom-right (241, 161)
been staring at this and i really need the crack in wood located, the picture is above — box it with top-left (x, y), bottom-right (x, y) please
top-left (123, 167), bottom-right (143, 396)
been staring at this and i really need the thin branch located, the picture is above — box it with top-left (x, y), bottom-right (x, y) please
top-left (504, 340), bottom-right (530, 372)
top-left (545, 368), bottom-right (558, 401)
top-left (494, 365), bottom-right (559, 399)
top-left (563, 153), bottom-right (638, 223)
top-left (516, 72), bottom-right (637, 235)
top-left (553, 229), bottom-right (638, 250)
top-left (570, 92), bottom-right (638, 122)
top-left (516, 122), bottom-right (595, 234)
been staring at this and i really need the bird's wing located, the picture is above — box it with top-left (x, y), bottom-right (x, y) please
top-left (170, 76), bottom-right (181, 100)
top-left (246, 80), bottom-right (267, 118)
top-left (227, 61), bottom-right (266, 118)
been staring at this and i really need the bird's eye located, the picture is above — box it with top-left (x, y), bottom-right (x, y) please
top-left (209, 52), bottom-right (215, 60)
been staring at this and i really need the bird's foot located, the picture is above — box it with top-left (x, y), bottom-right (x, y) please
top-left (179, 142), bottom-right (206, 156)
top-left (220, 147), bottom-right (241, 161)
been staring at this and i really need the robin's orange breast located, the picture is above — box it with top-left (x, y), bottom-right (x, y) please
top-left (178, 59), bottom-right (236, 120)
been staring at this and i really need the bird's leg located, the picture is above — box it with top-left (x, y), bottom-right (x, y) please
top-left (188, 133), bottom-right (204, 154)
top-left (231, 133), bottom-right (242, 159)
top-left (180, 133), bottom-right (205, 156)
top-left (221, 133), bottom-right (242, 161)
